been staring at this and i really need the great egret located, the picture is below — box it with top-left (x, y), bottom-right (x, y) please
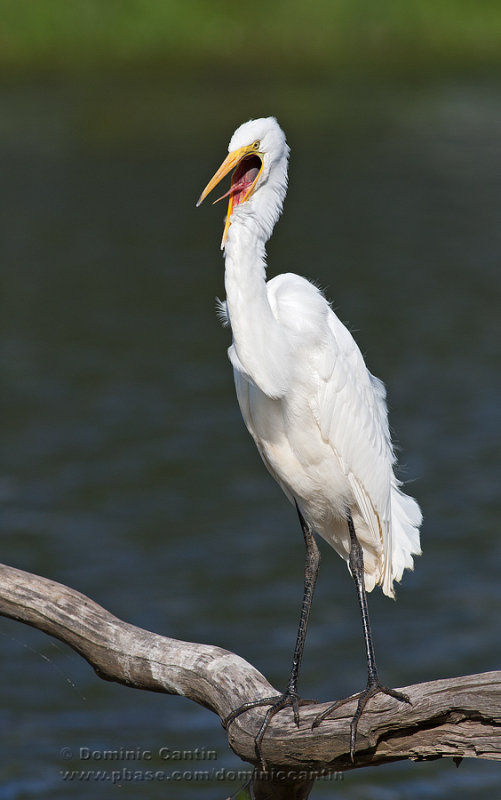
top-left (197, 117), bottom-right (422, 763)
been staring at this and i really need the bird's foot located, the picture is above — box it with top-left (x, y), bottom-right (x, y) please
top-left (312, 679), bottom-right (411, 762)
top-left (223, 689), bottom-right (315, 770)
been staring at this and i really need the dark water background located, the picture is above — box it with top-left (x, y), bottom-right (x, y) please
top-left (1, 75), bottom-right (501, 798)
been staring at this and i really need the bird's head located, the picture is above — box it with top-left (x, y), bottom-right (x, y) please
top-left (197, 117), bottom-right (289, 249)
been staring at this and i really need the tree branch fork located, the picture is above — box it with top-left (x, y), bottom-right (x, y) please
top-left (1, 562), bottom-right (500, 783)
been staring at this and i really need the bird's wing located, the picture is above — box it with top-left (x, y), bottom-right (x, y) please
top-left (268, 273), bottom-right (395, 559)
top-left (312, 306), bottom-right (395, 554)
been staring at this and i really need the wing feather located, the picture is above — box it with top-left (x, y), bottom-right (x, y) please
top-left (309, 308), bottom-right (395, 565)
top-left (228, 272), bottom-right (420, 597)
top-left (266, 274), bottom-right (395, 555)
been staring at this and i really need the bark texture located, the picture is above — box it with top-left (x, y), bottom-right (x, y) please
top-left (1, 563), bottom-right (500, 798)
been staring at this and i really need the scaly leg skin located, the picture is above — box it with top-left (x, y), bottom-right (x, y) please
top-left (223, 502), bottom-right (320, 770)
top-left (223, 689), bottom-right (313, 769)
top-left (312, 678), bottom-right (410, 762)
top-left (313, 508), bottom-right (411, 761)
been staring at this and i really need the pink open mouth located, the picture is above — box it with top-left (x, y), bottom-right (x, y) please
top-left (215, 154), bottom-right (262, 208)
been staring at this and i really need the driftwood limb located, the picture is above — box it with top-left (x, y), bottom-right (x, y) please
top-left (1, 562), bottom-right (500, 798)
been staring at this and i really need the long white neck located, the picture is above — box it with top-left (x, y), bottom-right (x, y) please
top-left (223, 201), bottom-right (291, 399)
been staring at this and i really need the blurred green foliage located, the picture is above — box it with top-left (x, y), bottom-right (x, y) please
top-left (1, 0), bottom-right (501, 75)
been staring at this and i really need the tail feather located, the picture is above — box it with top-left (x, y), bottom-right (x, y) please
top-left (381, 484), bottom-right (422, 598)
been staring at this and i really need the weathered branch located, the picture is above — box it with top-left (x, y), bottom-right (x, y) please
top-left (1, 562), bottom-right (500, 795)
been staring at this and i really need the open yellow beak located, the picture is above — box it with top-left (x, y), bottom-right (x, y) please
top-left (197, 144), bottom-right (263, 248)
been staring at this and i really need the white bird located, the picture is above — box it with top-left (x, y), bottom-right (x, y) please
top-left (197, 116), bottom-right (422, 764)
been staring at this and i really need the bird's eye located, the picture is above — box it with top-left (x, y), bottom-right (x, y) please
top-left (252, 140), bottom-right (260, 150)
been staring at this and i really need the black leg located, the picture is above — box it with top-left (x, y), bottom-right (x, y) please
top-left (286, 501), bottom-right (321, 701)
top-left (346, 509), bottom-right (378, 685)
top-left (223, 500), bottom-right (320, 768)
top-left (313, 508), bottom-right (411, 760)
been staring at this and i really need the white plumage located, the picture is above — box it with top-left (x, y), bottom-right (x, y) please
top-left (200, 116), bottom-right (421, 599)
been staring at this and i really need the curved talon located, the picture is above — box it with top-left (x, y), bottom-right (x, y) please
top-left (223, 694), bottom-right (284, 729)
top-left (312, 692), bottom-right (359, 729)
top-left (223, 691), bottom-right (316, 770)
top-left (313, 682), bottom-right (411, 762)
